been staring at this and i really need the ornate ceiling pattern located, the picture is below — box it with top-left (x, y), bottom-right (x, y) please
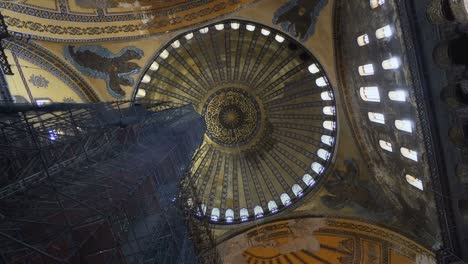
top-left (0, 0), bottom-right (257, 42)
top-left (137, 20), bottom-right (337, 224)
top-left (218, 217), bottom-right (436, 264)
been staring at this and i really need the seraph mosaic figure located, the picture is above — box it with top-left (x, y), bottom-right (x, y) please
top-left (64, 45), bottom-right (143, 98)
top-left (273, 0), bottom-right (328, 42)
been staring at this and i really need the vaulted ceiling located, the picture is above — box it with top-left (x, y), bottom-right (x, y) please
top-left (138, 20), bottom-right (338, 224)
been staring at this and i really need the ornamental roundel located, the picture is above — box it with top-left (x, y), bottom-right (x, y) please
top-left (137, 19), bottom-right (337, 224)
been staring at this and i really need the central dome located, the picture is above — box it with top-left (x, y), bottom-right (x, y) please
top-left (137, 20), bottom-right (337, 224)
top-left (204, 88), bottom-right (261, 147)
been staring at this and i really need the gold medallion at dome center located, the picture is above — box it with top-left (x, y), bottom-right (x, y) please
top-left (204, 89), bottom-right (260, 147)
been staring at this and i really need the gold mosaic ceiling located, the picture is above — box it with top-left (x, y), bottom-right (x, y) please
top-left (0, 0), bottom-right (257, 41)
top-left (137, 20), bottom-right (338, 224)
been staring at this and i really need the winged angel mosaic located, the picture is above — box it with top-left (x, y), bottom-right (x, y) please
top-left (273, 0), bottom-right (328, 42)
top-left (64, 45), bottom-right (143, 98)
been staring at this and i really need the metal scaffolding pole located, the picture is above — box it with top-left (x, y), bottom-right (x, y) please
top-left (0, 100), bottom-right (218, 263)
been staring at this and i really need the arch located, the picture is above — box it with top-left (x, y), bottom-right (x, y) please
top-left (389, 90), bottom-right (407, 102)
top-left (382, 57), bottom-right (400, 70)
top-left (379, 140), bottom-right (393, 152)
top-left (358, 64), bottom-right (375, 76)
top-left (401, 147), bottom-right (418, 161)
top-left (211, 208), bottom-right (220, 221)
top-left (357, 34), bottom-right (370, 46)
top-left (136, 89), bottom-right (146, 98)
top-left (323, 121), bottom-right (336, 131)
top-left (321, 91), bottom-right (333, 100)
top-left (225, 209), bottom-right (234, 222)
top-left (317, 149), bottom-right (331, 160)
top-left (185, 32), bottom-right (194, 40)
top-left (368, 112), bottom-right (385, 124)
top-left (199, 27), bottom-right (209, 34)
top-left (240, 208), bottom-right (249, 221)
top-left (268, 200), bottom-right (278, 213)
top-left (254, 206), bottom-right (264, 217)
top-left (261, 28), bottom-right (271, 36)
top-left (321, 135), bottom-right (334, 146)
top-left (292, 184), bottom-right (303, 197)
top-left (316, 77), bottom-right (328, 87)
top-left (395, 120), bottom-right (413, 133)
top-left (280, 193), bottom-right (291, 206)
top-left (149, 61), bottom-right (159, 71)
top-left (231, 22), bottom-right (240, 29)
top-left (215, 24), bottom-right (225, 31)
top-left (308, 64), bottom-right (320, 74)
top-left (246, 24), bottom-right (256, 31)
top-left (370, 0), bottom-right (385, 9)
top-left (323, 106), bottom-right (335, 115)
top-left (303, 173), bottom-right (316, 186)
top-left (360, 86), bottom-right (381, 102)
top-left (376, 25), bottom-right (393, 39)
top-left (312, 162), bottom-right (324, 175)
top-left (406, 174), bottom-right (424, 190)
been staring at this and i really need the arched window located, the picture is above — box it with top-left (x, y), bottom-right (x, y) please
top-left (141, 74), bottom-right (151, 83)
top-left (215, 24), bottom-right (225, 31)
top-left (370, 0), bottom-right (385, 8)
top-left (395, 120), bottom-right (413, 133)
top-left (280, 193), bottom-right (291, 206)
top-left (382, 57), bottom-right (400, 70)
top-left (360, 86), bottom-right (380, 102)
top-left (321, 135), bottom-right (334, 146)
top-left (311, 162), bottom-right (324, 175)
top-left (323, 121), bottom-right (336, 131)
top-left (199, 27), bottom-right (209, 34)
top-left (400, 147), bottom-right (418, 161)
top-left (261, 28), bottom-right (271, 36)
top-left (292, 184), bottom-right (303, 197)
top-left (302, 173), bottom-right (316, 186)
top-left (225, 209), bottom-right (234, 222)
top-left (185, 32), bottom-right (194, 40)
top-left (317, 149), bottom-right (331, 160)
top-left (308, 64), bottom-right (320, 74)
top-left (171, 40), bottom-right (181, 49)
top-left (268, 200), bottom-right (278, 213)
top-left (376, 25), bottom-right (393, 39)
top-left (246, 24), bottom-right (256, 31)
top-left (136, 89), bottom-right (146, 98)
top-left (150, 61), bottom-right (159, 71)
top-left (275, 34), bottom-right (285, 43)
top-left (379, 140), bottom-right (393, 152)
top-left (368, 112), bottom-right (385, 124)
top-left (230, 22), bottom-right (240, 30)
top-left (321, 91), bottom-right (333, 101)
top-left (358, 64), bottom-right (375, 76)
top-left (389, 90), bottom-right (407, 102)
top-left (240, 208), bottom-right (249, 221)
top-left (211, 208), bottom-right (220, 221)
top-left (316, 77), bottom-right (328, 87)
top-left (254, 205), bottom-right (264, 218)
top-left (323, 106), bottom-right (335, 116)
top-left (160, 49), bottom-right (169, 59)
top-left (357, 34), bottom-right (370, 46)
top-left (406, 174), bottom-right (423, 190)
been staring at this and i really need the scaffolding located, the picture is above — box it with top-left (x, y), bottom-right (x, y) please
top-left (0, 100), bottom-right (219, 263)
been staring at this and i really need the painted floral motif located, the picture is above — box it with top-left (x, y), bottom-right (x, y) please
top-left (28, 74), bottom-right (49, 88)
